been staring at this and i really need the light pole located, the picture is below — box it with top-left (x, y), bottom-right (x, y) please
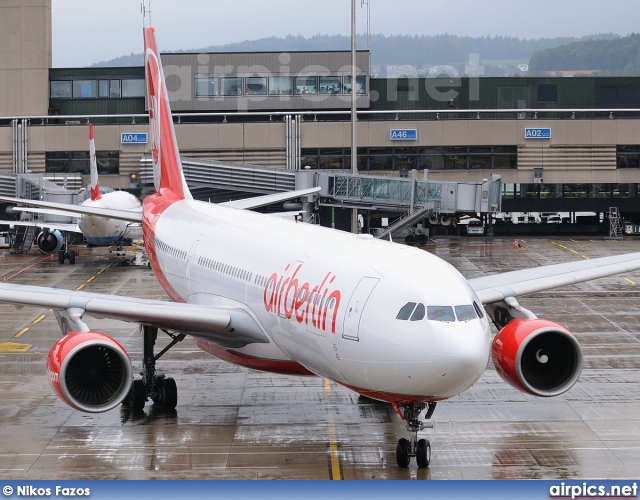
top-left (350, 0), bottom-right (358, 233)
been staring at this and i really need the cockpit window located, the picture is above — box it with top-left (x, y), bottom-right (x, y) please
top-left (454, 304), bottom-right (477, 321)
top-left (410, 303), bottom-right (425, 321)
top-left (427, 306), bottom-right (455, 322)
top-left (473, 301), bottom-right (485, 319)
top-left (396, 302), bottom-right (417, 320)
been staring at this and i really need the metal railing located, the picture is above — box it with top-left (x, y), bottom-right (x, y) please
top-left (3, 108), bottom-right (640, 126)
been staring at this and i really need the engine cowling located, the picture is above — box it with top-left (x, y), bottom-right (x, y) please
top-left (37, 229), bottom-right (63, 254)
top-left (492, 318), bottom-right (583, 397)
top-left (46, 331), bottom-right (133, 412)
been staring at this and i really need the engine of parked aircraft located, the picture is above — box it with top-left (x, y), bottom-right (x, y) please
top-left (491, 318), bottom-right (583, 397)
top-left (46, 331), bottom-right (132, 412)
top-left (37, 229), bottom-right (64, 254)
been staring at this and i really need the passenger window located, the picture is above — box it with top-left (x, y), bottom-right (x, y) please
top-left (396, 302), bottom-right (416, 320)
top-left (427, 306), bottom-right (455, 322)
top-left (410, 303), bottom-right (425, 321)
top-left (455, 304), bottom-right (477, 322)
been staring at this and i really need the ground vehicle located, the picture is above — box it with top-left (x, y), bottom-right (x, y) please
top-left (540, 212), bottom-right (561, 223)
top-left (466, 219), bottom-right (484, 235)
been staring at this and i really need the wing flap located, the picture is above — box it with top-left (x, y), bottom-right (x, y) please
top-left (470, 252), bottom-right (640, 304)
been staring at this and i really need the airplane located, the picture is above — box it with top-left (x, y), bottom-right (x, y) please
top-left (0, 26), bottom-right (639, 469)
top-left (1, 124), bottom-right (142, 263)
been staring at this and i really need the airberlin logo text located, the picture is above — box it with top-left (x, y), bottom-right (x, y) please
top-left (263, 263), bottom-right (341, 334)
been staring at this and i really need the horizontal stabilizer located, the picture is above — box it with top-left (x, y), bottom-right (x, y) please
top-left (219, 187), bottom-right (320, 210)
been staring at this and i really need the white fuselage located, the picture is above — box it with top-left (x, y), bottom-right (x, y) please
top-left (148, 199), bottom-right (491, 402)
top-left (79, 191), bottom-right (141, 245)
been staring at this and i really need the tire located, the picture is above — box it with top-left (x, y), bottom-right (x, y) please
top-left (396, 438), bottom-right (411, 468)
top-left (416, 439), bottom-right (431, 468)
top-left (161, 377), bottom-right (178, 410)
top-left (68, 250), bottom-right (75, 265)
top-left (58, 250), bottom-right (65, 264)
top-left (128, 379), bottom-right (146, 411)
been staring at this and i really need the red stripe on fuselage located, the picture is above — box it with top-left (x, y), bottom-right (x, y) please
top-left (339, 382), bottom-right (446, 405)
top-left (193, 337), bottom-right (314, 376)
top-left (142, 192), bottom-right (184, 302)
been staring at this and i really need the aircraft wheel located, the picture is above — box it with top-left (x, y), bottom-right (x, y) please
top-left (160, 377), bottom-right (178, 410)
top-left (58, 250), bottom-right (65, 264)
top-left (68, 250), bottom-right (76, 265)
top-left (128, 379), bottom-right (146, 411)
top-left (396, 438), bottom-right (411, 468)
top-left (416, 438), bottom-right (431, 468)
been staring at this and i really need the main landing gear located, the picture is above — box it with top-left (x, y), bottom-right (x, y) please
top-left (395, 402), bottom-right (437, 468)
top-left (57, 230), bottom-right (76, 264)
top-left (124, 325), bottom-right (186, 411)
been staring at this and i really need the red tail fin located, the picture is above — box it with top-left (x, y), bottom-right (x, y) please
top-left (88, 124), bottom-right (101, 201)
top-left (143, 27), bottom-right (191, 200)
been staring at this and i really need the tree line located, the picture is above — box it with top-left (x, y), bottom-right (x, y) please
top-left (93, 33), bottom-right (618, 70)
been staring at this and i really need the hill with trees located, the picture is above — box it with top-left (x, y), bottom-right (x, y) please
top-left (529, 34), bottom-right (640, 74)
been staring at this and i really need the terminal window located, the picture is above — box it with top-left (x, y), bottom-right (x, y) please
top-left (46, 151), bottom-right (120, 175)
top-left (617, 145), bottom-right (640, 169)
top-left (245, 77), bottom-right (267, 95)
top-left (50, 81), bottom-right (71, 98)
top-left (195, 77), bottom-right (217, 97)
top-left (537, 84), bottom-right (558, 103)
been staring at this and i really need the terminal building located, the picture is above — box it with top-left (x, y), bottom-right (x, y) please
top-left (3, 0), bottom-right (640, 232)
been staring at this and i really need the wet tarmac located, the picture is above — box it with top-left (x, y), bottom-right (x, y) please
top-left (0, 237), bottom-right (639, 480)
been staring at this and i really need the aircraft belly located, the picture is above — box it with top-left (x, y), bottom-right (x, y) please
top-left (79, 215), bottom-right (125, 240)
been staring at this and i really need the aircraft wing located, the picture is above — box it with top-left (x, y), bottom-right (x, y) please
top-left (0, 219), bottom-right (81, 233)
top-left (469, 252), bottom-right (640, 304)
top-left (0, 196), bottom-right (142, 223)
top-left (0, 282), bottom-right (268, 347)
top-left (219, 187), bottom-right (320, 210)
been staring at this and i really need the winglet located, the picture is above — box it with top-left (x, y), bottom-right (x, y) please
top-left (143, 27), bottom-right (191, 200)
top-left (88, 124), bottom-right (101, 201)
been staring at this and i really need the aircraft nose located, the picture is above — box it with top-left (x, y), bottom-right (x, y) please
top-left (428, 321), bottom-right (491, 394)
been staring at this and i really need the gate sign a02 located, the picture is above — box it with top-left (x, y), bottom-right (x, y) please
top-left (524, 128), bottom-right (551, 139)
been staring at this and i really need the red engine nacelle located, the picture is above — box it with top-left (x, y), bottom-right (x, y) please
top-left (492, 318), bottom-right (583, 397)
top-left (46, 331), bottom-right (133, 412)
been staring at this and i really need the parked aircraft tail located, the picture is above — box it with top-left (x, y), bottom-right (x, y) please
top-left (88, 123), bottom-right (101, 201)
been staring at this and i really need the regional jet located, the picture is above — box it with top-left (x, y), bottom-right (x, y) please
top-left (2, 124), bottom-right (142, 263)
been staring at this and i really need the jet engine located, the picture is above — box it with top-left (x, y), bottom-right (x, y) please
top-left (37, 229), bottom-right (64, 254)
top-left (491, 318), bottom-right (583, 397)
top-left (46, 331), bottom-right (133, 412)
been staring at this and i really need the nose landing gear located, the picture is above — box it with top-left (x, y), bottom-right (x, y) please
top-left (394, 402), bottom-right (436, 468)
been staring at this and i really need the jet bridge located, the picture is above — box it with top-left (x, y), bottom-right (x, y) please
top-left (313, 170), bottom-right (502, 236)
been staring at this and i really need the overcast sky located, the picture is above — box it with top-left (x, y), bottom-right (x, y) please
top-left (52, 0), bottom-right (639, 67)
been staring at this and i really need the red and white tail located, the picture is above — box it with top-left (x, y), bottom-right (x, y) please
top-left (143, 27), bottom-right (191, 200)
top-left (88, 123), bottom-right (101, 201)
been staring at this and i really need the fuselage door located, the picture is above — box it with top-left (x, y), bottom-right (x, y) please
top-left (342, 276), bottom-right (379, 341)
